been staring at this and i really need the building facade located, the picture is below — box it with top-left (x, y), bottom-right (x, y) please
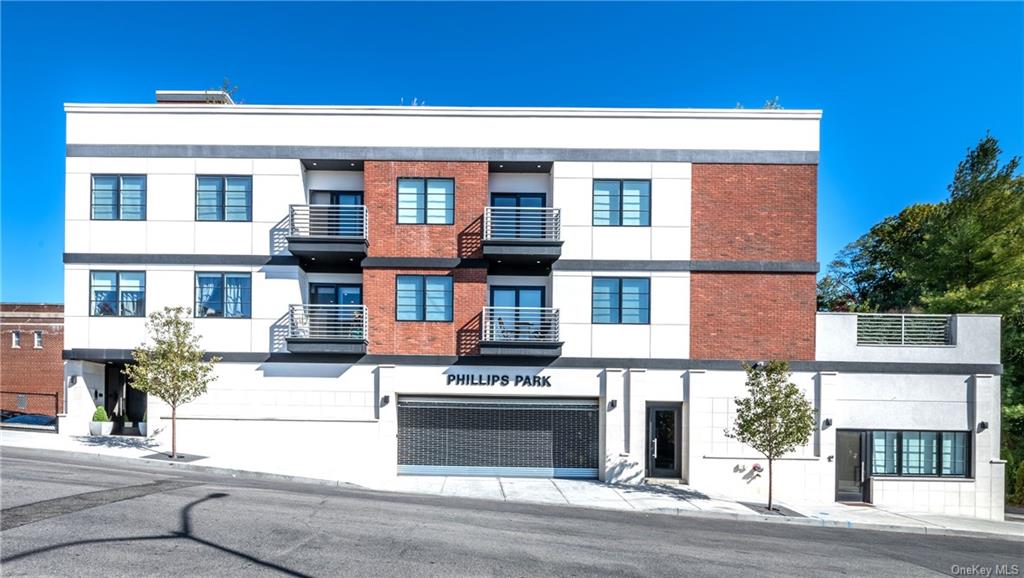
top-left (1, 303), bottom-right (64, 427)
top-left (61, 92), bottom-right (1004, 519)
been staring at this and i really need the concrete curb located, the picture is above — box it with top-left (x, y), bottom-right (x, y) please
top-left (3, 443), bottom-right (1022, 543)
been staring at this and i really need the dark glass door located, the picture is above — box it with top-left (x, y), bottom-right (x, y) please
top-left (310, 284), bottom-right (362, 338)
top-left (489, 286), bottom-right (545, 340)
top-left (646, 406), bottom-right (681, 477)
top-left (310, 190), bottom-right (363, 237)
top-left (491, 193), bottom-right (546, 239)
top-left (836, 430), bottom-right (868, 502)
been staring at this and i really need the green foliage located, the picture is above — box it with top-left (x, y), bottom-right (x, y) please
top-left (91, 406), bottom-right (110, 422)
top-left (124, 307), bottom-right (220, 410)
top-left (728, 361), bottom-right (816, 509)
top-left (818, 134), bottom-right (1024, 405)
top-left (1014, 461), bottom-right (1024, 505)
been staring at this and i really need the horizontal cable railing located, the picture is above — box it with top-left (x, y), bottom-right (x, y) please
top-left (288, 205), bottom-right (367, 239)
top-left (856, 314), bottom-right (953, 346)
top-left (482, 307), bottom-right (560, 343)
top-left (483, 207), bottom-right (561, 241)
top-left (288, 304), bottom-right (368, 341)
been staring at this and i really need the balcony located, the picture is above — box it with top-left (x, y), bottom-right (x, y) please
top-left (480, 306), bottom-right (562, 357)
top-left (482, 207), bottom-right (562, 264)
top-left (286, 205), bottom-right (368, 265)
top-left (285, 304), bottom-right (367, 355)
top-left (816, 312), bottom-right (1001, 366)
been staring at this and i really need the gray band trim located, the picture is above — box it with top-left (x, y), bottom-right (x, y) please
top-left (63, 349), bottom-right (1002, 375)
top-left (63, 253), bottom-right (298, 266)
top-left (361, 257), bottom-right (489, 269)
top-left (553, 260), bottom-right (820, 273)
top-left (64, 253), bottom-right (818, 273)
top-left (66, 144), bottom-right (818, 165)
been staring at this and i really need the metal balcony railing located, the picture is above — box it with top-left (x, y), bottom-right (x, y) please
top-left (288, 304), bottom-right (368, 341)
top-left (856, 313), bottom-right (953, 346)
top-left (483, 207), bottom-right (561, 242)
top-left (288, 205), bottom-right (368, 239)
top-left (482, 307), bottom-right (560, 343)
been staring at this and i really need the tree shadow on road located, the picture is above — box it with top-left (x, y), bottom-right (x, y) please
top-left (0, 492), bottom-right (313, 577)
top-left (73, 435), bottom-right (162, 450)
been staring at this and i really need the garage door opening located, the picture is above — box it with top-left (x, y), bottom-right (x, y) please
top-left (397, 397), bottom-right (599, 478)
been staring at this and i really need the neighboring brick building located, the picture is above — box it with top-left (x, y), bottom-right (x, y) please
top-left (0, 304), bottom-right (64, 419)
top-left (60, 91), bottom-right (1004, 520)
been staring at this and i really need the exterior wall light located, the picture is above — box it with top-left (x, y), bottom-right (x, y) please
top-left (607, 399), bottom-right (617, 411)
top-left (380, 395), bottom-right (390, 407)
top-left (822, 418), bottom-right (832, 428)
top-left (978, 421), bottom-right (989, 432)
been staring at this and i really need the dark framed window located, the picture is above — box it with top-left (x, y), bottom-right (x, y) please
top-left (195, 273), bottom-right (252, 318)
top-left (870, 430), bottom-right (970, 478)
top-left (592, 277), bottom-right (650, 324)
top-left (396, 275), bottom-right (453, 321)
top-left (593, 179), bottom-right (650, 226)
top-left (397, 178), bottom-right (454, 224)
top-left (196, 176), bottom-right (252, 221)
top-left (91, 175), bottom-right (146, 220)
top-left (90, 271), bottom-right (146, 317)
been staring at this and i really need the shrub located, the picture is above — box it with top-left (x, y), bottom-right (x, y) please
top-left (91, 406), bottom-right (110, 422)
top-left (1015, 462), bottom-right (1024, 506)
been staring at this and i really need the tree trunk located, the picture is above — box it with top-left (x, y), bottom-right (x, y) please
top-left (768, 458), bottom-right (774, 511)
top-left (171, 405), bottom-right (177, 459)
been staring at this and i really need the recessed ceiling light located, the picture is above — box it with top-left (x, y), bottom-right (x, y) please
top-left (499, 164), bottom-right (504, 168)
top-left (536, 164), bottom-right (541, 168)
top-left (312, 162), bottom-right (317, 166)
top-left (350, 162), bottom-right (356, 167)
top-left (536, 260), bottom-right (541, 264)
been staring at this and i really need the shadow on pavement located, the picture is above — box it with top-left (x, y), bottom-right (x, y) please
top-left (0, 492), bottom-right (313, 577)
top-left (72, 435), bottom-right (161, 450)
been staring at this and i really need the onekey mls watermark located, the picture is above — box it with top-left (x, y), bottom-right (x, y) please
top-left (951, 564), bottom-right (1021, 577)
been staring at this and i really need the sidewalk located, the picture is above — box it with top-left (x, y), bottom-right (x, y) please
top-left (3, 429), bottom-right (1022, 541)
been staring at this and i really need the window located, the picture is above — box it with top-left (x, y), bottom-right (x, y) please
top-left (90, 271), bottom-right (146, 317)
top-left (396, 276), bottom-right (453, 321)
top-left (196, 176), bottom-right (252, 221)
top-left (592, 278), bottom-right (650, 324)
top-left (92, 175), bottom-right (146, 220)
top-left (33, 331), bottom-right (43, 349)
top-left (195, 273), bottom-right (252, 318)
top-left (870, 431), bottom-right (970, 477)
top-left (593, 179), bottom-right (650, 226)
top-left (397, 178), bottom-right (454, 224)
top-left (11, 331), bottom-right (20, 348)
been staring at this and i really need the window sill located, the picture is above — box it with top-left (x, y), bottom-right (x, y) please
top-left (871, 476), bottom-right (973, 482)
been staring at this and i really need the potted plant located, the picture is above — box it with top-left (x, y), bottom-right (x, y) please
top-left (89, 406), bottom-right (113, 436)
top-left (139, 410), bottom-right (147, 437)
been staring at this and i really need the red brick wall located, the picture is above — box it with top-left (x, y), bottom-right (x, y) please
top-left (0, 304), bottom-right (64, 415)
top-left (690, 273), bottom-right (816, 360)
top-left (363, 161), bottom-right (489, 258)
top-left (364, 268), bottom-right (487, 356)
top-left (691, 164), bottom-right (816, 261)
top-left (362, 161), bottom-right (490, 356)
top-left (689, 164), bottom-right (817, 361)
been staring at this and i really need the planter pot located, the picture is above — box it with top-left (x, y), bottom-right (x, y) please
top-left (89, 421), bottom-right (113, 436)
top-left (139, 422), bottom-right (147, 437)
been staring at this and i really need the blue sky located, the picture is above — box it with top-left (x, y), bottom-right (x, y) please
top-left (2, 1), bottom-right (1021, 303)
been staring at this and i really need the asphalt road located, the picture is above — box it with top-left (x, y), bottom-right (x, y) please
top-left (1, 447), bottom-right (1020, 577)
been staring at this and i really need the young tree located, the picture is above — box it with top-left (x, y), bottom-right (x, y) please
top-left (728, 361), bottom-right (816, 511)
top-left (124, 307), bottom-right (220, 458)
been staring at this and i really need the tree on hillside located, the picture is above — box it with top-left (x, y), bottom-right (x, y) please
top-left (728, 361), bottom-right (816, 511)
top-left (818, 134), bottom-right (1023, 404)
top-left (124, 307), bottom-right (220, 458)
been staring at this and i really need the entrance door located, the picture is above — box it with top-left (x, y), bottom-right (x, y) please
top-left (489, 286), bottom-right (545, 341)
top-left (490, 193), bottom-right (546, 239)
top-left (104, 363), bottom-right (145, 435)
top-left (310, 190), bottom-right (363, 237)
top-left (646, 405), bottom-right (681, 478)
top-left (836, 430), bottom-right (869, 502)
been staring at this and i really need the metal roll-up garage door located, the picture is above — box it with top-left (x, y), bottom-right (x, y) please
top-left (397, 397), bottom-right (600, 478)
